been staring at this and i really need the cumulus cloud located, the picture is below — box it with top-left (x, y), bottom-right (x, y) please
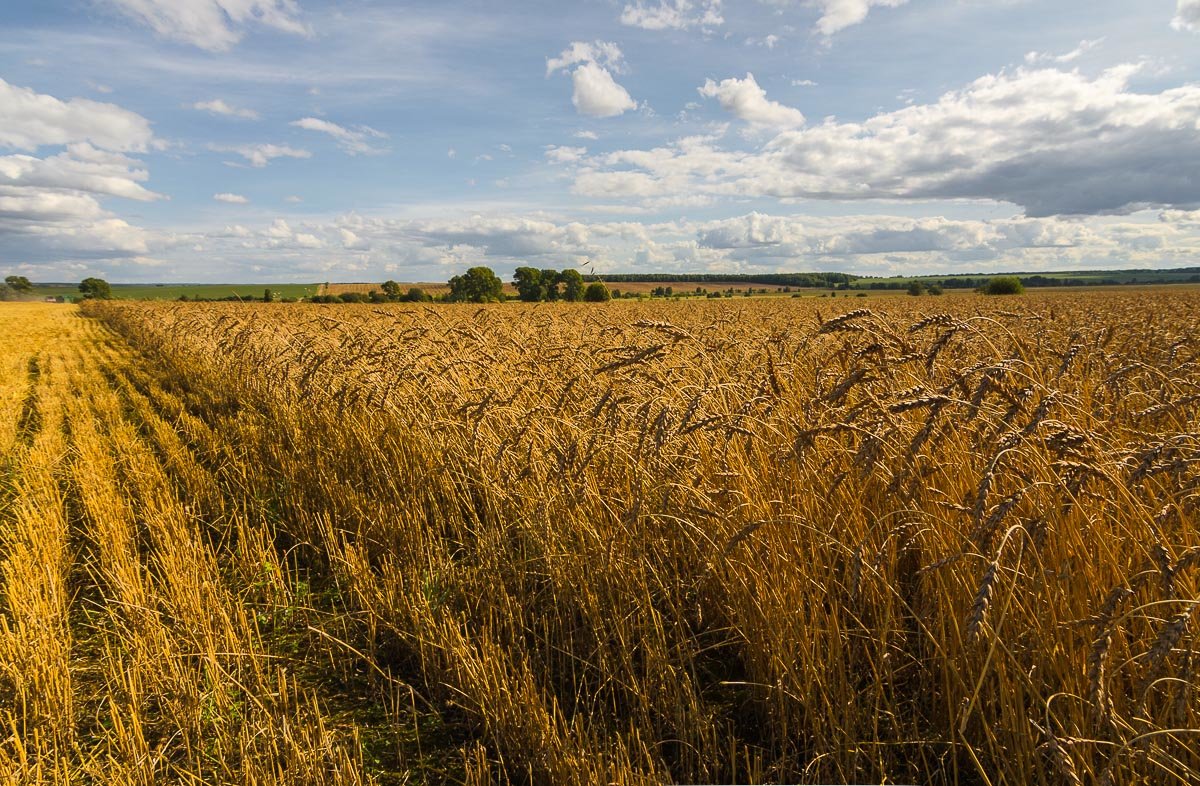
top-left (620, 0), bottom-right (723, 30)
top-left (290, 117), bottom-right (388, 155)
top-left (577, 64), bottom-right (1200, 217)
top-left (548, 41), bottom-right (638, 118)
top-left (545, 145), bottom-right (588, 164)
top-left (694, 212), bottom-right (1094, 257)
top-left (213, 142), bottom-right (312, 167)
top-left (0, 80), bottom-right (161, 268)
top-left (0, 145), bottom-right (161, 202)
top-left (698, 73), bottom-right (806, 128)
top-left (806, 0), bottom-right (909, 37)
top-left (214, 192), bottom-right (248, 203)
top-left (1174, 0), bottom-right (1200, 31)
top-left (192, 99), bottom-right (259, 119)
top-left (103, 0), bottom-right (311, 52)
top-left (0, 77), bottom-right (155, 152)
top-left (570, 64), bottom-right (639, 117)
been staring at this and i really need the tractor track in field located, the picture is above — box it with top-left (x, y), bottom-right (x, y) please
top-left (1, 306), bottom-right (462, 785)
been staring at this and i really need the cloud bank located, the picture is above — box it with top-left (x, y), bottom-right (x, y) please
top-left (576, 64), bottom-right (1200, 217)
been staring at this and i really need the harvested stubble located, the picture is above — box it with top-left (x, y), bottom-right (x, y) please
top-left (1, 291), bottom-right (1198, 784)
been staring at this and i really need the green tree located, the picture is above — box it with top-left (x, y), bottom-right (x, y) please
top-left (79, 277), bottom-right (112, 299)
top-left (448, 267), bottom-right (504, 303)
top-left (381, 280), bottom-right (402, 300)
top-left (982, 276), bottom-right (1025, 295)
top-left (5, 275), bottom-right (32, 293)
top-left (906, 281), bottom-right (926, 296)
top-left (540, 268), bottom-right (561, 301)
top-left (584, 281), bottom-right (611, 302)
top-left (263, 288), bottom-right (274, 303)
top-left (403, 287), bottom-right (429, 302)
top-left (560, 269), bottom-right (585, 302)
top-left (513, 267), bottom-right (545, 302)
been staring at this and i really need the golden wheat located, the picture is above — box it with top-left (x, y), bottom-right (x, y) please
top-left (1, 290), bottom-right (1198, 784)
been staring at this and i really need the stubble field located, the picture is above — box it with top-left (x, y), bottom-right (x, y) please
top-left (1, 292), bottom-right (1198, 784)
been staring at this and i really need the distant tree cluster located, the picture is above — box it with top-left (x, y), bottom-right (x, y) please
top-left (309, 281), bottom-right (431, 304)
top-left (589, 272), bottom-right (857, 288)
top-left (1, 275), bottom-right (35, 300)
top-left (512, 267), bottom-right (587, 302)
top-left (906, 281), bottom-right (944, 296)
top-left (448, 267), bottom-right (505, 303)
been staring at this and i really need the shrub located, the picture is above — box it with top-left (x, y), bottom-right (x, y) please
top-left (584, 282), bottom-right (611, 302)
top-left (982, 276), bottom-right (1025, 295)
top-left (79, 277), bottom-right (112, 300)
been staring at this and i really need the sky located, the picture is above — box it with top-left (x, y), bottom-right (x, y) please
top-left (2, 0), bottom-right (1200, 283)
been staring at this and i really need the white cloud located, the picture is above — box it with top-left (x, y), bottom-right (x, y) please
top-left (575, 130), bottom-right (600, 140)
top-left (805, 0), bottom-right (909, 37)
top-left (0, 189), bottom-right (105, 223)
top-left (290, 117), bottom-right (388, 155)
top-left (103, 0), bottom-right (311, 52)
top-left (698, 73), bottom-right (806, 128)
top-left (339, 227), bottom-right (368, 249)
top-left (284, 195), bottom-right (303, 203)
top-left (570, 63), bottom-right (639, 117)
top-left (579, 64), bottom-right (1200, 217)
top-left (547, 42), bottom-right (639, 118)
top-left (792, 79), bottom-right (817, 87)
top-left (0, 80), bottom-right (160, 269)
top-left (213, 142), bottom-right (312, 167)
top-left (214, 192), bottom-right (248, 203)
top-left (0, 144), bottom-right (161, 202)
top-left (0, 77), bottom-right (154, 152)
top-left (546, 41), bottom-right (625, 76)
top-left (747, 34), bottom-right (781, 49)
top-left (1024, 38), bottom-right (1104, 65)
top-left (192, 99), bottom-right (259, 119)
top-left (1174, 0), bottom-right (1200, 31)
top-left (545, 145), bottom-right (588, 163)
top-left (619, 0), bottom-right (723, 30)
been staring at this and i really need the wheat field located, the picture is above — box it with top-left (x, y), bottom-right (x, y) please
top-left (1, 292), bottom-right (1197, 784)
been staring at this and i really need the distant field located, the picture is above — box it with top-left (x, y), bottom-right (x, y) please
top-left (323, 281), bottom-right (452, 296)
top-left (853, 268), bottom-right (1200, 288)
top-left (24, 283), bottom-right (319, 301)
top-left (326, 280), bottom-right (823, 298)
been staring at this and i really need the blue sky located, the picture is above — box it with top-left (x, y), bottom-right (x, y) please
top-left (2, 0), bottom-right (1199, 282)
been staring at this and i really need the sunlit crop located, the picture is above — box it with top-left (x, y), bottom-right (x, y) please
top-left (2, 292), bottom-right (1198, 784)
